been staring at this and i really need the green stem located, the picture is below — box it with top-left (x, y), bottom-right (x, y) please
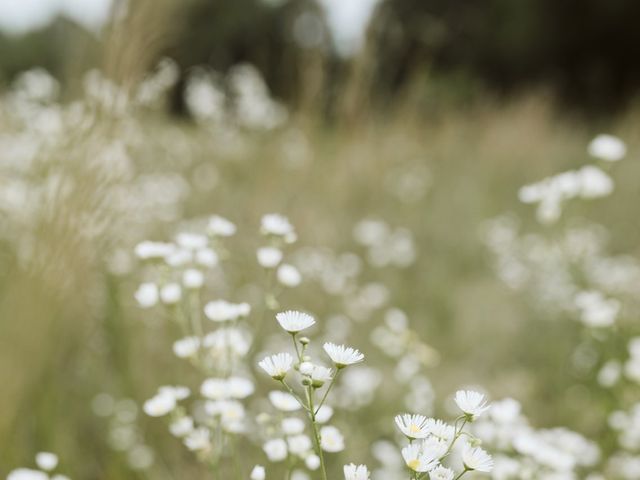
top-left (209, 458), bottom-right (219, 480)
top-left (281, 379), bottom-right (311, 412)
top-left (443, 416), bottom-right (468, 458)
top-left (232, 435), bottom-right (243, 480)
top-left (306, 386), bottom-right (328, 480)
top-left (454, 468), bottom-right (470, 480)
top-left (291, 333), bottom-right (302, 361)
top-left (315, 370), bottom-right (339, 415)
top-left (285, 454), bottom-right (295, 480)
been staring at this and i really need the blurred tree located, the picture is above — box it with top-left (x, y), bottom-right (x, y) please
top-left (162, 0), bottom-right (327, 114)
top-left (2, 0), bottom-right (640, 113)
top-left (366, 0), bottom-right (640, 112)
top-left (0, 18), bottom-right (99, 90)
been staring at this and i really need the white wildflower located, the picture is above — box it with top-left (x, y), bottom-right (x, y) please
top-left (455, 390), bottom-right (490, 419)
top-left (588, 134), bottom-right (626, 162)
top-left (135, 282), bottom-right (158, 308)
top-left (320, 425), bottom-right (344, 452)
top-left (208, 215), bottom-right (237, 237)
top-left (257, 247), bottom-right (283, 268)
top-left (35, 452), bottom-right (58, 471)
top-left (276, 310), bottom-right (315, 333)
top-left (323, 342), bottom-right (364, 368)
top-left (259, 352), bottom-right (294, 380)
top-left (462, 445), bottom-right (494, 472)
top-left (344, 464), bottom-right (369, 480)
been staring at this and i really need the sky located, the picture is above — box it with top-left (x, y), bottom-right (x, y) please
top-left (0, 0), bottom-right (380, 57)
top-left (0, 0), bottom-right (113, 35)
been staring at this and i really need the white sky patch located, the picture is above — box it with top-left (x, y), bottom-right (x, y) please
top-left (316, 0), bottom-right (382, 57)
top-left (0, 0), bottom-right (113, 35)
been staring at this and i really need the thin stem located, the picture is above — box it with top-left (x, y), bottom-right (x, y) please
top-left (209, 458), bottom-right (219, 480)
top-left (314, 370), bottom-right (339, 415)
top-left (232, 435), bottom-right (243, 480)
top-left (443, 416), bottom-right (468, 458)
top-left (281, 379), bottom-right (311, 412)
top-left (285, 454), bottom-right (296, 480)
top-left (306, 386), bottom-right (328, 480)
top-left (291, 333), bottom-right (302, 361)
top-left (454, 468), bottom-right (470, 480)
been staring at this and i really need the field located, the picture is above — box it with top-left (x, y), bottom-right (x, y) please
top-left (1, 61), bottom-right (640, 479)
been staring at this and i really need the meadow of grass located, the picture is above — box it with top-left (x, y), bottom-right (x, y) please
top-left (1, 54), bottom-right (639, 479)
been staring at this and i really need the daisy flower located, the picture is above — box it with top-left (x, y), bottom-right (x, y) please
top-left (201, 378), bottom-right (229, 400)
top-left (311, 365), bottom-right (333, 387)
top-left (462, 445), bottom-right (494, 472)
top-left (276, 310), bottom-right (315, 333)
top-left (277, 263), bottom-right (302, 287)
top-left (429, 465), bottom-right (454, 480)
top-left (172, 336), bottom-right (200, 358)
top-left (257, 247), bottom-right (283, 268)
top-left (263, 438), bottom-right (288, 462)
top-left (134, 241), bottom-right (174, 260)
top-left (315, 405), bottom-right (334, 423)
top-left (269, 391), bottom-right (302, 412)
top-left (323, 342), bottom-right (364, 368)
top-left (176, 232), bottom-right (208, 250)
top-left (184, 427), bottom-right (211, 452)
top-left (259, 353), bottom-right (294, 380)
top-left (282, 417), bottom-right (305, 435)
top-left (182, 268), bottom-right (204, 289)
top-left (421, 436), bottom-right (448, 459)
top-left (208, 215), bottom-right (237, 237)
top-left (320, 425), bottom-right (345, 452)
top-left (395, 414), bottom-right (431, 439)
top-left (344, 463), bottom-right (370, 480)
top-left (455, 390), bottom-right (490, 419)
top-left (261, 213), bottom-right (294, 237)
top-left (287, 434), bottom-right (313, 456)
top-left (135, 282), bottom-right (158, 308)
top-left (35, 453), bottom-right (58, 471)
top-left (588, 134), bottom-right (626, 162)
top-left (401, 443), bottom-right (438, 473)
top-left (306, 454), bottom-right (321, 470)
top-left (250, 465), bottom-right (266, 480)
top-left (169, 416), bottom-right (194, 437)
top-left (426, 418), bottom-right (455, 442)
top-left (204, 300), bottom-right (249, 322)
top-left (160, 282), bottom-right (182, 305)
top-left (7, 469), bottom-right (48, 480)
top-left (227, 376), bottom-right (255, 398)
top-left (143, 391), bottom-right (176, 417)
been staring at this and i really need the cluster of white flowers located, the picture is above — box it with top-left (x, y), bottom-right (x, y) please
top-left (517, 133), bottom-right (625, 224)
top-left (472, 398), bottom-right (600, 478)
top-left (133, 213), bottom-right (307, 469)
top-left (7, 452), bottom-right (70, 480)
top-left (486, 133), bottom-right (640, 479)
top-left (0, 63), bottom-right (199, 294)
top-left (353, 219), bottom-right (416, 268)
top-left (185, 64), bottom-right (287, 130)
top-left (257, 214), bottom-right (303, 293)
top-left (293, 247), bottom-right (362, 296)
top-left (389, 390), bottom-right (493, 480)
top-left (484, 217), bottom-right (640, 320)
top-left (518, 165), bottom-right (614, 224)
top-left (257, 308), bottom-right (365, 479)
